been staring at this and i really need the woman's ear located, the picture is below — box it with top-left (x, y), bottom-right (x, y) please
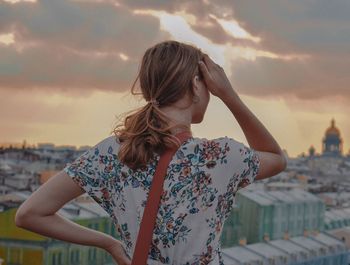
top-left (192, 75), bottom-right (200, 89)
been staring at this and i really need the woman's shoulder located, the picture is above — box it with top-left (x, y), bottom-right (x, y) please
top-left (90, 135), bottom-right (120, 154)
top-left (193, 135), bottom-right (243, 146)
top-left (192, 135), bottom-right (255, 162)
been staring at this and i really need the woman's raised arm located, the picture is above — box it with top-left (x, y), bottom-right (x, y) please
top-left (198, 54), bottom-right (287, 180)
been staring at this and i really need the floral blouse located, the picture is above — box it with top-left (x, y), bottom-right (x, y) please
top-left (63, 135), bottom-right (260, 265)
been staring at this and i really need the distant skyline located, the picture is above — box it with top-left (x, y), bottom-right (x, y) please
top-left (1, 0), bottom-right (350, 158)
top-left (0, 112), bottom-right (346, 158)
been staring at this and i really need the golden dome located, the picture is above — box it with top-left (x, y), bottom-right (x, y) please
top-left (325, 118), bottom-right (341, 136)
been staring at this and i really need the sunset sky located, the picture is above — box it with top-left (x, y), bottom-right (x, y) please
top-left (1, 0), bottom-right (350, 158)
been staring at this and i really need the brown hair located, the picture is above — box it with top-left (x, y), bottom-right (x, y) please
top-left (112, 40), bottom-right (204, 171)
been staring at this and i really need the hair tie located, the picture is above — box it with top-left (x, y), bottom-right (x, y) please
top-left (147, 98), bottom-right (160, 107)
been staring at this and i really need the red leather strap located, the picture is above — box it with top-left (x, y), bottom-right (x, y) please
top-left (131, 131), bottom-right (192, 265)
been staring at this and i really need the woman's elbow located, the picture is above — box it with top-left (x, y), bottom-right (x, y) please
top-left (279, 154), bottom-right (288, 172)
top-left (15, 208), bottom-right (33, 228)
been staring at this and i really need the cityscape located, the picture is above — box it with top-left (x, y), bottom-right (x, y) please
top-left (1, 119), bottom-right (350, 264)
top-left (1, 0), bottom-right (349, 264)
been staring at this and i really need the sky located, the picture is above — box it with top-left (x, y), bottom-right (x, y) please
top-left (0, 0), bottom-right (349, 158)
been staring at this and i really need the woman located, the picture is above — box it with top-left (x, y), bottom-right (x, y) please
top-left (15, 40), bottom-right (287, 265)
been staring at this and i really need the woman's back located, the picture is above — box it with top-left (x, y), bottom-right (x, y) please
top-left (63, 134), bottom-right (260, 265)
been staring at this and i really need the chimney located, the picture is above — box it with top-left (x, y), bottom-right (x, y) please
top-left (263, 233), bottom-right (270, 241)
top-left (239, 237), bottom-right (247, 246)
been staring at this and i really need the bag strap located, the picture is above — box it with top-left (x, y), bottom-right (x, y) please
top-left (131, 130), bottom-right (193, 265)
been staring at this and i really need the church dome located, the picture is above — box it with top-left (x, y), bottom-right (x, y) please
top-left (325, 118), bottom-right (341, 136)
top-left (322, 118), bottom-right (343, 156)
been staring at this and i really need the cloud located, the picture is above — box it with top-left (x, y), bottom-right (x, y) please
top-left (230, 55), bottom-right (350, 100)
top-left (228, 0), bottom-right (350, 56)
top-left (0, 44), bottom-right (139, 93)
top-left (119, 0), bottom-right (251, 46)
top-left (117, 0), bottom-right (350, 100)
top-left (222, 0), bottom-right (350, 100)
top-left (0, 0), bottom-right (171, 93)
top-left (128, 0), bottom-right (350, 57)
top-left (1, 0), bottom-right (349, 101)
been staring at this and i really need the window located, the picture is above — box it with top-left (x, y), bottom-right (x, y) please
top-left (76, 251), bottom-right (80, 263)
top-left (88, 248), bottom-right (97, 261)
top-left (70, 250), bottom-right (80, 264)
top-left (9, 248), bottom-right (21, 264)
top-left (52, 253), bottom-right (56, 265)
top-left (51, 251), bottom-right (62, 265)
top-left (305, 219), bottom-right (309, 228)
top-left (58, 252), bottom-right (62, 265)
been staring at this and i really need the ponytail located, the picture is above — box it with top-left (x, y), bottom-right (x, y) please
top-left (113, 103), bottom-right (189, 171)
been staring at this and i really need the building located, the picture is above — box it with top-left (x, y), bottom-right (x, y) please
top-left (0, 192), bottom-right (120, 265)
top-left (224, 188), bottom-right (325, 245)
top-left (221, 231), bottom-right (348, 265)
top-left (306, 118), bottom-right (345, 158)
top-left (324, 207), bottom-right (350, 230)
top-left (308, 145), bottom-right (315, 157)
top-left (322, 118), bottom-right (343, 157)
top-left (221, 207), bottom-right (241, 247)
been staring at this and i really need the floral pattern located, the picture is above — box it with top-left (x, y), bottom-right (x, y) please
top-left (63, 135), bottom-right (260, 265)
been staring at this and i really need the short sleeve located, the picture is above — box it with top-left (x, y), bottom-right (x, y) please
top-left (63, 145), bottom-right (101, 194)
top-left (62, 136), bottom-right (117, 217)
top-left (224, 136), bottom-right (260, 191)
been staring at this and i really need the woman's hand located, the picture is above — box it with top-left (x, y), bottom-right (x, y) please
top-left (198, 53), bottom-right (237, 100)
top-left (105, 239), bottom-right (132, 265)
